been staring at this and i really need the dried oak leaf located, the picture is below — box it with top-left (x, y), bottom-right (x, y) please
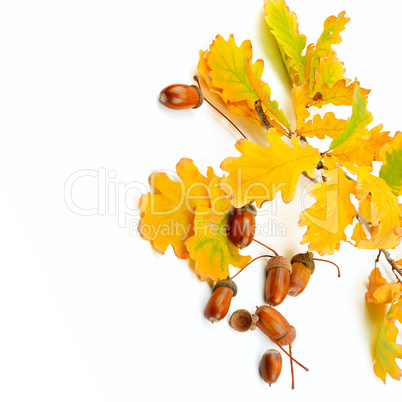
top-left (373, 299), bottom-right (402, 383)
top-left (138, 158), bottom-right (216, 259)
top-left (220, 128), bottom-right (321, 208)
top-left (185, 178), bottom-right (251, 282)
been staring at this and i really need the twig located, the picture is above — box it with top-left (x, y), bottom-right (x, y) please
top-left (379, 249), bottom-right (402, 282)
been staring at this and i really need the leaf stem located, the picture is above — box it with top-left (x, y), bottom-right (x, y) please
top-left (313, 258), bottom-right (341, 277)
top-left (193, 75), bottom-right (248, 140)
top-left (230, 254), bottom-right (274, 280)
top-left (252, 238), bottom-right (279, 255)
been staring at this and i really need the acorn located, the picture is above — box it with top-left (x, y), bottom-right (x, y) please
top-left (265, 255), bottom-right (292, 306)
top-left (230, 204), bottom-right (257, 249)
top-left (205, 278), bottom-right (237, 323)
top-left (159, 83), bottom-right (204, 110)
top-left (260, 349), bottom-right (282, 386)
top-left (288, 252), bottom-right (315, 297)
top-left (255, 305), bottom-right (296, 346)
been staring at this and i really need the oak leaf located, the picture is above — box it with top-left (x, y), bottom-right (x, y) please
top-left (298, 158), bottom-right (357, 255)
top-left (185, 178), bottom-right (251, 282)
top-left (309, 79), bottom-right (370, 108)
top-left (354, 167), bottom-right (402, 249)
top-left (312, 54), bottom-right (347, 95)
top-left (220, 129), bottom-right (321, 208)
top-left (264, 0), bottom-right (307, 85)
top-left (297, 112), bottom-right (346, 140)
top-left (379, 133), bottom-right (402, 196)
top-left (366, 268), bottom-right (402, 304)
top-left (373, 299), bottom-right (402, 383)
top-left (198, 34), bottom-right (288, 132)
top-left (307, 11), bottom-right (350, 94)
top-left (138, 159), bottom-right (216, 259)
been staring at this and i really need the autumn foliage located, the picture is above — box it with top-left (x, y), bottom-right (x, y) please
top-left (139, 0), bottom-right (402, 384)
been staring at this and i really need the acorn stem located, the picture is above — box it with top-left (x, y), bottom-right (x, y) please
top-left (253, 239), bottom-right (279, 256)
top-left (256, 322), bottom-right (309, 372)
top-left (193, 76), bottom-right (247, 140)
top-left (313, 258), bottom-right (341, 277)
top-left (289, 343), bottom-right (295, 390)
top-left (230, 254), bottom-right (275, 280)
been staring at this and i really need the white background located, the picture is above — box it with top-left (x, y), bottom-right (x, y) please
top-left (0, 0), bottom-right (401, 401)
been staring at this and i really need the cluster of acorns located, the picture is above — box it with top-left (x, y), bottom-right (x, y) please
top-left (158, 82), bottom-right (339, 389)
top-left (205, 204), bottom-right (316, 387)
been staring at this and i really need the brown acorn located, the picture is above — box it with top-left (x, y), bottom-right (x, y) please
top-left (265, 256), bottom-right (292, 306)
top-left (205, 278), bottom-right (237, 323)
top-left (159, 83), bottom-right (204, 110)
top-left (260, 349), bottom-right (282, 386)
top-left (255, 305), bottom-right (296, 346)
top-left (288, 252), bottom-right (315, 297)
top-left (230, 204), bottom-right (257, 249)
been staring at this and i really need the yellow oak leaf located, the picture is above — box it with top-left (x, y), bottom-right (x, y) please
top-left (291, 84), bottom-right (310, 130)
top-left (185, 178), bottom-right (252, 282)
top-left (138, 159), bottom-right (217, 259)
top-left (198, 34), bottom-right (289, 132)
top-left (313, 54), bottom-right (348, 95)
top-left (366, 268), bottom-right (402, 304)
top-left (374, 299), bottom-right (402, 383)
top-left (264, 0), bottom-right (307, 85)
top-left (354, 166), bottom-right (402, 249)
top-left (309, 79), bottom-right (370, 108)
top-left (220, 129), bottom-right (321, 208)
top-left (297, 112), bottom-right (346, 140)
top-left (299, 158), bottom-right (357, 255)
top-left (308, 11), bottom-right (350, 93)
top-left (330, 125), bottom-right (391, 169)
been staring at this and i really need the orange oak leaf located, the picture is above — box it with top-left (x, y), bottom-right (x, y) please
top-left (185, 178), bottom-right (251, 282)
top-left (366, 268), bottom-right (402, 304)
top-left (298, 158), bottom-right (357, 255)
top-left (374, 299), bottom-right (402, 383)
top-left (138, 159), bottom-right (217, 259)
top-left (198, 34), bottom-right (289, 132)
top-left (220, 129), bottom-right (321, 208)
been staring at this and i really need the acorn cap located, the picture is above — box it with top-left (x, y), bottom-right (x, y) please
top-left (230, 309), bottom-right (259, 332)
top-left (235, 203), bottom-right (257, 216)
top-left (290, 252), bottom-right (315, 274)
top-left (266, 256), bottom-right (292, 274)
top-left (213, 277), bottom-right (237, 297)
